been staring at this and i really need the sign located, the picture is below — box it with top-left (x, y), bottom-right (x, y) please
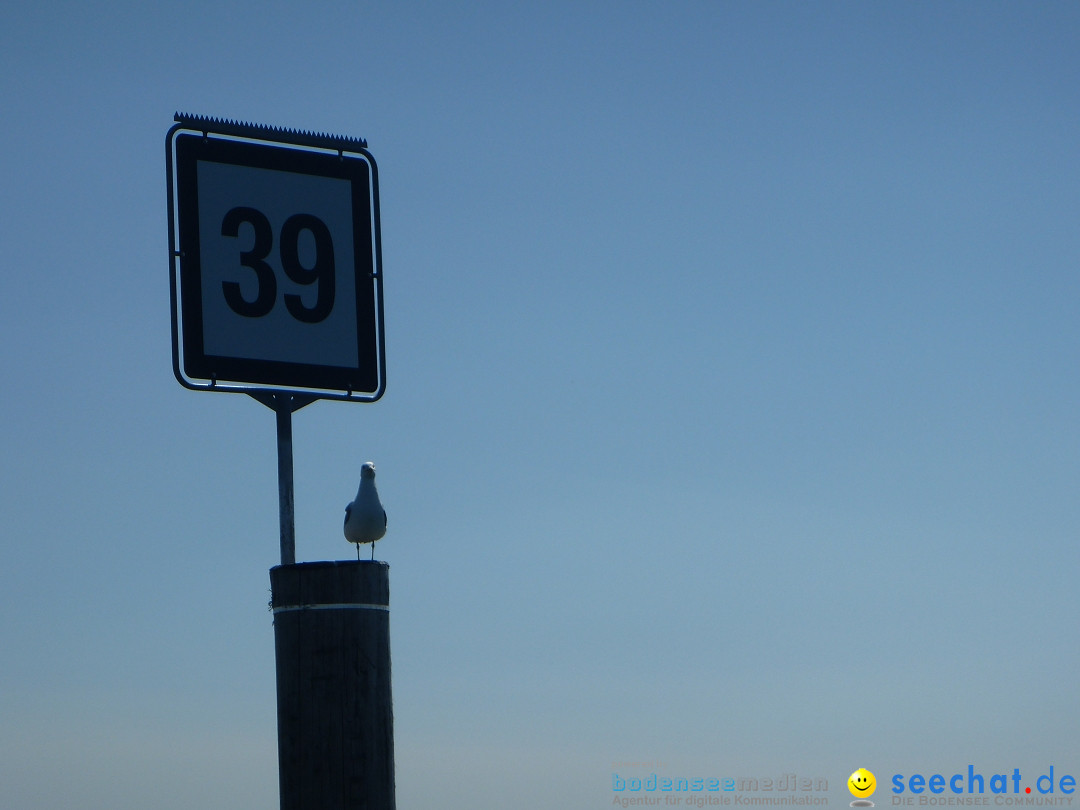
top-left (166, 114), bottom-right (384, 400)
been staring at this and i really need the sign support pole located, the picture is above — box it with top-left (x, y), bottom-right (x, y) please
top-left (276, 402), bottom-right (296, 566)
top-left (251, 393), bottom-right (317, 565)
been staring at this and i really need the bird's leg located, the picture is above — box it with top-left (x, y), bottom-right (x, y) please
top-left (356, 543), bottom-right (360, 561)
top-left (370, 542), bottom-right (375, 561)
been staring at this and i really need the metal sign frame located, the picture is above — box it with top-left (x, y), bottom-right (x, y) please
top-left (166, 112), bottom-right (385, 403)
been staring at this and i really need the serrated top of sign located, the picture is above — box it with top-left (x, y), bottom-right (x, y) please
top-left (173, 112), bottom-right (369, 151)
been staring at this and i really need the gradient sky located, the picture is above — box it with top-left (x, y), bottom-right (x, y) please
top-left (2, 3), bottom-right (1079, 809)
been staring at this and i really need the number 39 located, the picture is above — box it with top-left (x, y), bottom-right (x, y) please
top-left (220, 206), bottom-right (336, 324)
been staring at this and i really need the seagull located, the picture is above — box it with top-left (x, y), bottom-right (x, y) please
top-left (344, 461), bottom-right (387, 560)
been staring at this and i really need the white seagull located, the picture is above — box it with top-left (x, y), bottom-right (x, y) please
top-left (344, 461), bottom-right (387, 560)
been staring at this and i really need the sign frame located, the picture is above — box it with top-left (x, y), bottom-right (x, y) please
top-left (166, 113), bottom-right (385, 402)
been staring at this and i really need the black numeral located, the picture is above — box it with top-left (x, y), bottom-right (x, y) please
top-left (280, 214), bottom-right (335, 324)
top-left (221, 207), bottom-right (276, 318)
top-left (219, 207), bottom-right (336, 323)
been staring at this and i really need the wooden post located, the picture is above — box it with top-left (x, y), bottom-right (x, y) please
top-left (270, 560), bottom-right (395, 810)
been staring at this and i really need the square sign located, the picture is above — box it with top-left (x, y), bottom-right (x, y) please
top-left (167, 115), bottom-right (384, 400)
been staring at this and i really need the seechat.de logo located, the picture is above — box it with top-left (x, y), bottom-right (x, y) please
top-left (891, 765), bottom-right (1076, 799)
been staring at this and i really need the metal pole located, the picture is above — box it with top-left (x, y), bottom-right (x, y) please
top-left (276, 399), bottom-right (296, 566)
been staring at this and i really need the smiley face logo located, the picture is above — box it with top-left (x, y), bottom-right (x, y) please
top-left (848, 768), bottom-right (876, 798)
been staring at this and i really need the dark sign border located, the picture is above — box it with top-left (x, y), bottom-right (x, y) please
top-left (166, 117), bottom-right (384, 401)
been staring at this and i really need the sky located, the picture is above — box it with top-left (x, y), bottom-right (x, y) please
top-left (2, 2), bottom-right (1079, 808)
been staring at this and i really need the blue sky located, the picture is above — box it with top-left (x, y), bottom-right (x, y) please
top-left (2, 2), bottom-right (1079, 808)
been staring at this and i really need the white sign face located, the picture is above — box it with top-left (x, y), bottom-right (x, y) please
top-left (196, 161), bottom-right (359, 368)
top-left (168, 130), bottom-right (383, 398)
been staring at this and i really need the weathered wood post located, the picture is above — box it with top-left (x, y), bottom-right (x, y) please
top-left (270, 560), bottom-right (395, 810)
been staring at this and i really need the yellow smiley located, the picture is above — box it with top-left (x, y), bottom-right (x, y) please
top-left (848, 768), bottom-right (876, 798)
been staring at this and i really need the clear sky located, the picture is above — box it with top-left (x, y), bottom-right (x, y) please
top-left (2, 2), bottom-right (1079, 808)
